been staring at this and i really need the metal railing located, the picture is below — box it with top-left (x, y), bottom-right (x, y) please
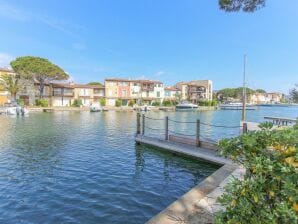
top-left (136, 113), bottom-right (247, 147)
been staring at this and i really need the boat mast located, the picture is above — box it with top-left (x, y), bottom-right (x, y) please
top-left (241, 54), bottom-right (247, 121)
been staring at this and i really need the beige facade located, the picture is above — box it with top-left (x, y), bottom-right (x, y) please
top-left (164, 87), bottom-right (181, 101)
top-left (0, 68), bottom-right (15, 105)
top-left (175, 80), bottom-right (213, 102)
top-left (250, 92), bottom-right (284, 104)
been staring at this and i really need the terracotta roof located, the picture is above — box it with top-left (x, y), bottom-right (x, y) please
top-left (105, 78), bottom-right (162, 84)
top-left (165, 86), bottom-right (180, 91)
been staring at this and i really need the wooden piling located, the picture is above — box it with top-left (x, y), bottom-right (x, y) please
top-left (142, 114), bottom-right (145, 135)
top-left (165, 116), bottom-right (169, 140)
top-left (136, 113), bottom-right (141, 135)
top-left (243, 122), bottom-right (248, 134)
top-left (196, 119), bottom-right (201, 147)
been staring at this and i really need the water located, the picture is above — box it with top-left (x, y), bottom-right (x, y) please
top-left (0, 106), bottom-right (297, 224)
top-left (143, 106), bottom-right (298, 140)
top-left (0, 111), bottom-right (218, 224)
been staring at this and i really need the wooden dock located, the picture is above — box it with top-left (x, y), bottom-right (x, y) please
top-left (135, 134), bottom-right (230, 165)
top-left (264, 116), bottom-right (297, 126)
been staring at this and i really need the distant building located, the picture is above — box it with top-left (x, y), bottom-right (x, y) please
top-left (175, 80), bottom-right (213, 102)
top-left (164, 86), bottom-right (181, 101)
top-left (105, 78), bottom-right (164, 106)
top-left (250, 92), bottom-right (284, 104)
top-left (0, 68), bottom-right (15, 105)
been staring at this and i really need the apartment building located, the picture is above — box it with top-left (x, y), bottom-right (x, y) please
top-left (105, 78), bottom-right (164, 106)
top-left (164, 86), bottom-right (181, 101)
top-left (250, 92), bottom-right (284, 104)
top-left (175, 80), bottom-right (213, 102)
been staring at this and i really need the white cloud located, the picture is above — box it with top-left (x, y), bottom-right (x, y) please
top-left (0, 1), bottom-right (82, 38)
top-left (0, 53), bottom-right (14, 67)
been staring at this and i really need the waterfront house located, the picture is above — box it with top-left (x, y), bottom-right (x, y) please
top-left (175, 80), bottom-right (213, 103)
top-left (0, 67), bottom-right (15, 105)
top-left (105, 78), bottom-right (164, 106)
top-left (250, 92), bottom-right (284, 104)
top-left (164, 86), bottom-right (181, 101)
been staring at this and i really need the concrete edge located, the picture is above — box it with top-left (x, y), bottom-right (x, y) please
top-left (145, 164), bottom-right (237, 224)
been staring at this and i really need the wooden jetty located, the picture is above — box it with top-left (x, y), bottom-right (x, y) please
top-left (264, 116), bottom-right (297, 126)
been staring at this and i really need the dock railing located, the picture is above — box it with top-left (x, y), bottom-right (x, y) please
top-left (136, 113), bottom-right (246, 149)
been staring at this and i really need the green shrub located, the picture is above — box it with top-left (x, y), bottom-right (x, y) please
top-left (128, 99), bottom-right (135, 107)
top-left (115, 99), bottom-right (122, 107)
top-left (151, 101), bottom-right (161, 106)
top-left (198, 100), bottom-right (218, 106)
top-left (35, 99), bottom-right (49, 107)
top-left (100, 98), bottom-right (106, 106)
top-left (16, 98), bottom-right (25, 106)
top-left (215, 124), bottom-right (298, 224)
top-left (162, 100), bottom-right (172, 107)
top-left (72, 99), bottom-right (82, 107)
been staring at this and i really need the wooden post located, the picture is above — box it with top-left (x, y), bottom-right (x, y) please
top-left (142, 114), bottom-right (145, 135)
top-left (136, 113), bottom-right (141, 135)
top-left (196, 119), bottom-right (200, 147)
top-left (243, 122), bottom-right (248, 134)
top-left (165, 116), bottom-right (169, 140)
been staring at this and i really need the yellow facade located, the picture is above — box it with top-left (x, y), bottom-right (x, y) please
top-left (0, 68), bottom-right (15, 105)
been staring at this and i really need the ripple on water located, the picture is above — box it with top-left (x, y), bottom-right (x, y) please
top-left (0, 112), bottom-right (220, 224)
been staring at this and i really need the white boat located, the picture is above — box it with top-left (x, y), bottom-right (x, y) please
top-left (90, 103), bottom-right (103, 112)
top-left (219, 102), bottom-right (256, 110)
top-left (5, 105), bottom-right (29, 115)
top-left (176, 101), bottom-right (198, 110)
top-left (140, 105), bottom-right (151, 112)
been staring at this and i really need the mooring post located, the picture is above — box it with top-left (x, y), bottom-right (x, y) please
top-left (142, 114), bottom-right (145, 135)
top-left (165, 116), bottom-right (169, 140)
top-left (136, 113), bottom-right (141, 135)
top-left (196, 119), bottom-right (200, 147)
top-left (243, 122), bottom-right (248, 134)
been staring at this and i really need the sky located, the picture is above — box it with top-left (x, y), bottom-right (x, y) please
top-left (0, 0), bottom-right (297, 93)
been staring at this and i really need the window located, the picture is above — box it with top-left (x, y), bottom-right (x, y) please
top-left (122, 90), bottom-right (127, 96)
top-left (156, 91), bottom-right (160, 97)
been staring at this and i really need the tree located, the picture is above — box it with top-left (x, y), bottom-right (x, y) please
top-left (0, 73), bottom-right (21, 101)
top-left (87, 82), bottom-right (103, 86)
top-left (10, 56), bottom-right (69, 98)
top-left (290, 84), bottom-right (298, 103)
top-left (255, 88), bottom-right (266, 93)
top-left (219, 0), bottom-right (266, 12)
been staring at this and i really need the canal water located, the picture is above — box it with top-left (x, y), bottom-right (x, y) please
top-left (0, 106), bottom-right (297, 224)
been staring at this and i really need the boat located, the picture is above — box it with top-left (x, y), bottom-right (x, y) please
top-left (219, 102), bottom-right (256, 110)
top-left (140, 105), bottom-right (151, 112)
top-left (176, 101), bottom-right (198, 110)
top-left (90, 103), bottom-right (103, 112)
top-left (3, 102), bottom-right (29, 115)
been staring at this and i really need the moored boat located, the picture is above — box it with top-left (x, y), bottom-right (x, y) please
top-left (90, 103), bottom-right (103, 112)
top-left (176, 101), bottom-right (198, 110)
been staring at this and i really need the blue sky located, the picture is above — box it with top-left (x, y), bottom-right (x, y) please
top-left (0, 0), bottom-right (297, 93)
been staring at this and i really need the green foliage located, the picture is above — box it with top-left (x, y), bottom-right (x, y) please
top-left (198, 100), bottom-right (218, 106)
top-left (10, 56), bottom-right (68, 98)
top-left (16, 98), bottom-right (25, 106)
top-left (215, 125), bottom-right (298, 224)
top-left (217, 87), bottom-right (255, 101)
top-left (151, 101), bottom-right (161, 106)
top-left (162, 100), bottom-right (173, 107)
top-left (87, 82), bottom-right (103, 86)
top-left (0, 73), bottom-right (21, 100)
top-left (115, 99), bottom-right (122, 107)
top-left (256, 88), bottom-right (266, 93)
top-left (72, 99), bottom-right (82, 107)
top-left (219, 0), bottom-right (265, 12)
top-left (100, 98), bottom-right (106, 106)
top-left (290, 84), bottom-right (298, 103)
top-left (128, 99), bottom-right (135, 107)
top-left (35, 99), bottom-right (49, 107)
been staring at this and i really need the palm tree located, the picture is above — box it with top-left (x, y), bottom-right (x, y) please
top-left (0, 73), bottom-right (21, 101)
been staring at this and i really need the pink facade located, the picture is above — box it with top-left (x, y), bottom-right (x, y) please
top-left (118, 81), bottom-right (131, 98)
